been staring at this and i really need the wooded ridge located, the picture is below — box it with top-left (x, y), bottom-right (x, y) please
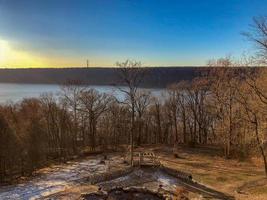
top-left (0, 67), bottom-right (201, 87)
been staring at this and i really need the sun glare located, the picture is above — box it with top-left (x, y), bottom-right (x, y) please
top-left (0, 39), bottom-right (9, 64)
top-left (0, 39), bottom-right (47, 68)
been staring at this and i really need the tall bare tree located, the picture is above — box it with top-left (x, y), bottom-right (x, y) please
top-left (79, 89), bottom-right (111, 150)
top-left (60, 80), bottom-right (85, 152)
top-left (237, 79), bottom-right (267, 176)
top-left (115, 60), bottom-right (146, 166)
top-left (208, 57), bottom-right (239, 158)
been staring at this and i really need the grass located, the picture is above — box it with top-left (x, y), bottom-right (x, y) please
top-left (141, 144), bottom-right (267, 200)
top-left (249, 185), bottom-right (267, 195)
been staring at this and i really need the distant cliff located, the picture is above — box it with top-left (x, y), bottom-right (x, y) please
top-left (0, 67), bottom-right (201, 88)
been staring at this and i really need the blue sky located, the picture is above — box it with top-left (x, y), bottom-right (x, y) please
top-left (0, 0), bottom-right (266, 67)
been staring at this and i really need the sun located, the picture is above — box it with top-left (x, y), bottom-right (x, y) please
top-left (0, 38), bottom-right (81, 68)
top-left (0, 39), bottom-right (48, 68)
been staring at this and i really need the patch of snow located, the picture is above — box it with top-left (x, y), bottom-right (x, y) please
top-left (0, 156), bottom-right (115, 200)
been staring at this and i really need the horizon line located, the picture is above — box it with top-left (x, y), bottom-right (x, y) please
top-left (1, 66), bottom-right (265, 69)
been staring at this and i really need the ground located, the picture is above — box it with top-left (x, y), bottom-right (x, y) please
top-left (0, 145), bottom-right (266, 200)
top-left (151, 145), bottom-right (267, 200)
top-left (0, 154), bottom-right (126, 199)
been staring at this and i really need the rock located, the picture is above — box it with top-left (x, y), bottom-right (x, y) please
top-left (99, 160), bottom-right (105, 165)
top-left (81, 192), bottom-right (106, 200)
top-left (82, 187), bottom-right (165, 200)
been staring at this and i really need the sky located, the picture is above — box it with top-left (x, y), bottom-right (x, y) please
top-left (0, 0), bottom-right (266, 68)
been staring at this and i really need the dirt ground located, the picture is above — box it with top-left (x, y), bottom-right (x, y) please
top-left (147, 145), bottom-right (267, 200)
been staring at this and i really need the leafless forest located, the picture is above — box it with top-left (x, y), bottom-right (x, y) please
top-left (0, 62), bottom-right (266, 183)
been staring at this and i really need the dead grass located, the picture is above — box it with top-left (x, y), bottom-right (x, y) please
top-left (144, 145), bottom-right (266, 200)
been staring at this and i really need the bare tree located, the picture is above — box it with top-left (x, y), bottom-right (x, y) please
top-left (208, 57), bottom-right (239, 158)
top-left (115, 60), bottom-right (146, 166)
top-left (150, 97), bottom-right (163, 144)
top-left (244, 68), bottom-right (267, 105)
top-left (60, 80), bottom-right (85, 152)
top-left (135, 90), bottom-right (151, 146)
top-left (243, 16), bottom-right (267, 64)
top-left (237, 78), bottom-right (267, 176)
top-left (166, 85), bottom-right (179, 144)
top-left (242, 16), bottom-right (267, 106)
top-left (79, 89), bottom-right (111, 150)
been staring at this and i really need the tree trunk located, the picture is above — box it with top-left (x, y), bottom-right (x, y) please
top-left (130, 100), bottom-right (135, 166)
top-left (174, 113), bottom-right (178, 143)
top-left (183, 111), bottom-right (187, 143)
top-left (255, 117), bottom-right (267, 176)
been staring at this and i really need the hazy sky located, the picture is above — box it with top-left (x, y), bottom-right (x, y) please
top-left (0, 0), bottom-right (266, 68)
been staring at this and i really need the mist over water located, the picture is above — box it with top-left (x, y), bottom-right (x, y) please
top-left (0, 83), bottom-right (164, 104)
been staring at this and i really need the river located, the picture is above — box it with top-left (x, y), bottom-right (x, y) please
top-left (0, 83), bottom-right (164, 104)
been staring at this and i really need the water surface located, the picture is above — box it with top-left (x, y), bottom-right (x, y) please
top-left (0, 83), bottom-right (164, 104)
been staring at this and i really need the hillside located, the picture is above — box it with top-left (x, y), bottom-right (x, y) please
top-left (0, 67), bottom-right (200, 88)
